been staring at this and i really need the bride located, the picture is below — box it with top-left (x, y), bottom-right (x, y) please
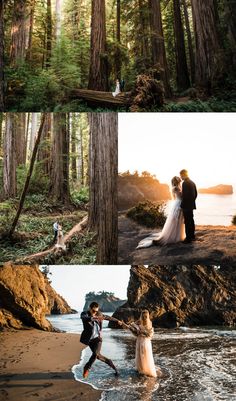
top-left (112, 79), bottom-right (121, 97)
top-left (124, 310), bottom-right (161, 378)
top-left (137, 176), bottom-right (185, 248)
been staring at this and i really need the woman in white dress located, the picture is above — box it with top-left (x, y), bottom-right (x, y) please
top-left (137, 176), bottom-right (185, 248)
top-left (112, 79), bottom-right (121, 97)
top-left (124, 310), bottom-right (161, 378)
top-left (55, 225), bottom-right (66, 251)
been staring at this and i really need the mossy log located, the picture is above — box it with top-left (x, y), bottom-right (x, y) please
top-left (70, 89), bottom-right (132, 106)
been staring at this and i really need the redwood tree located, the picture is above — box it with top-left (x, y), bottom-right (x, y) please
top-left (3, 114), bottom-right (17, 198)
top-left (49, 113), bottom-right (71, 204)
top-left (148, 0), bottom-right (172, 97)
top-left (173, 0), bottom-right (190, 91)
top-left (88, 0), bottom-right (109, 90)
top-left (0, 0), bottom-right (4, 111)
top-left (37, 113), bottom-right (52, 175)
top-left (10, 0), bottom-right (28, 65)
top-left (88, 113), bottom-right (118, 264)
top-left (191, 0), bottom-right (224, 92)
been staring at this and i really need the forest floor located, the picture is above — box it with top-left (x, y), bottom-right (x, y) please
top-left (0, 199), bottom-right (96, 265)
top-left (118, 214), bottom-right (236, 266)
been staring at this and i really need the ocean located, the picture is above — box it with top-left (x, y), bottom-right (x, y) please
top-left (47, 314), bottom-right (236, 401)
top-left (166, 193), bottom-right (236, 226)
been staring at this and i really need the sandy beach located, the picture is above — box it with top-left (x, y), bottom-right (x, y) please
top-left (0, 329), bottom-right (101, 401)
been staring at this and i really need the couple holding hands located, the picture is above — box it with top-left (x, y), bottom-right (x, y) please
top-left (80, 302), bottom-right (161, 380)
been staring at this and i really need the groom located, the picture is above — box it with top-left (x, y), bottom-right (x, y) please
top-left (180, 169), bottom-right (198, 244)
top-left (80, 302), bottom-right (120, 378)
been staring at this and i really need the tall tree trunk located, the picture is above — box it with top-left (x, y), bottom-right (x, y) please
top-left (26, 0), bottom-right (35, 62)
top-left (45, 0), bottom-right (52, 68)
top-left (71, 114), bottom-right (77, 182)
top-left (37, 113), bottom-right (52, 175)
top-left (138, 0), bottom-right (150, 69)
top-left (10, 0), bottom-right (28, 65)
top-left (224, 0), bottom-right (236, 70)
top-left (49, 113), bottom-right (71, 204)
top-left (78, 127), bottom-right (84, 186)
top-left (88, 0), bottom-right (109, 90)
top-left (55, 0), bottom-right (62, 42)
top-left (29, 113), bottom-right (39, 158)
top-left (148, 0), bottom-right (172, 97)
top-left (88, 113), bottom-right (118, 265)
top-left (182, 0), bottom-right (195, 84)
top-left (15, 113), bottom-right (27, 166)
top-left (0, 0), bottom-right (4, 111)
top-left (115, 0), bottom-right (121, 80)
top-left (9, 114), bottom-right (46, 237)
top-left (191, 0), bottom-right (224, 93)
top-left (173, 0), bottom-right (190, 91)
top-left (3, 114), bottom-right (17, 199)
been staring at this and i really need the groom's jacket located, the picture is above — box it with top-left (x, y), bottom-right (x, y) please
top-left (181, 178), bottom-right (198, 210)
top-left (80, 311), bottom-right (103, 345)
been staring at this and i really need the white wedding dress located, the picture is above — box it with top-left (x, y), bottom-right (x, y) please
top-left (137, 187), bottom-right (185, 248)
top-left (112, 81), bottom-right (121, 97)
top-left (131, 323), bottom-right (157, 377)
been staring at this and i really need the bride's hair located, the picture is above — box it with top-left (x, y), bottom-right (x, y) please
top-left (140, 309), bottom-right (152, 329)
top-left (171, 176), bottom-right (181, 188)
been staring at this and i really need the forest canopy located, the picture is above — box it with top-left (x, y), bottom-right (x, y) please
top-left (1, 0), bottom-right (236, 112)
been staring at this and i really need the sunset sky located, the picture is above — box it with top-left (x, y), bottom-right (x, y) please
top-left (118, 114), bottom-right (236, 188)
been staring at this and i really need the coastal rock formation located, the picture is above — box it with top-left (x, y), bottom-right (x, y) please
top-left (0, 263), bottom-right (74, 331)
top-left (83, 291), bottom-right (126, 312)
top-left (118, 174), bottom-right (171, 210)
top-left (45, 280), bottom-right (77, 315)
top-left (109, 265), bottom-right (236, 328)
top-left (199, 184), bottom-right (233, 195)
top-left (118, 214), bottom-right (236, 266)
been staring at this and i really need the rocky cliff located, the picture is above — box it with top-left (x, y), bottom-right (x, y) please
top-left (118, 175), bottom-right (171, 210)
top-left (109, 265), bottom-right (236, 328)
top-left (0, 263), bottom-right (74, 331)
top-left (83, 291), bottom-right (126, 312)
top-left (199, 184), bottom-right (233, 195)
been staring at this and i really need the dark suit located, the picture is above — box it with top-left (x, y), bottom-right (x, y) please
top-left (181, 178), bottom-right (198, 240)
top-left (80, 311), bottom-right (113, 371)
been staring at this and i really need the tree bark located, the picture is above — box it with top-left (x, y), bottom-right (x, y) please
top-left (88, 0), bottom-right (109, 90)
top-left (55, 0), bottom-right (62, 42)
top-left (88, 113), bottom-right (118, 264)
top-left (49, 113), bottom-right (71, 204)
top-left (26, 0), bottom-right (35, 62)
top-left (191, 0), bottom-right (224, 93)
top-left (148, 0), bottom-right (172, 97)
top-left (29, 113), bottom-right (39, 158)
top-left (0, 0), bottom-right (4, 111)
top-left (71, 114), bottom-right (77, 182)
top-left (37, 113), bottom-right (52, 175)
top-left (3, 114), bottom-right (17, 198)
top-left (10, 0), bottom-right (28, 65)
top-left (224, 0), bottom-right (236, 69)
top-left (9, 114), bottom-right (46, 237)
top-left (182, 0), bottom-right (195, 84)
top-left (115, 0), bottom-right (121, 80)
top-left (45, 0), bottom-right (52, 68)
top-left (138, 0), bottom-right (150, 69)
top-left (173, 0), bottom-right (190, 91)
top-left (15, 113), bottom-right (27, 166)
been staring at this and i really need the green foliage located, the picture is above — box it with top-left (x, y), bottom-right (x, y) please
top-left (161, 99), bottom-right (236, 112)
top-left (85, 291), bottom-right (115, 300)
top-left (127, 200), bottom-right (167, 228)
top-left (71, 187), bottom-right (89, 205)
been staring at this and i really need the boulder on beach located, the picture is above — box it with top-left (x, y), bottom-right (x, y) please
top-left (109, 265), bottom-right (236, 328)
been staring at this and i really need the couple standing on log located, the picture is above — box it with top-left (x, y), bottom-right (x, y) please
top-left (112, 78), bottom-right (125, 97)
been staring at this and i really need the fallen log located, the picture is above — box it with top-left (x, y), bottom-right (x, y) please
top-left (70, 89), bottom-right (132, 107)
top-left (16, 215), bottom-right (88, 264)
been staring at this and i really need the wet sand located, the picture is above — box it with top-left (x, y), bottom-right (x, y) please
top-left (0, 329), bottom-right (101, 401)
